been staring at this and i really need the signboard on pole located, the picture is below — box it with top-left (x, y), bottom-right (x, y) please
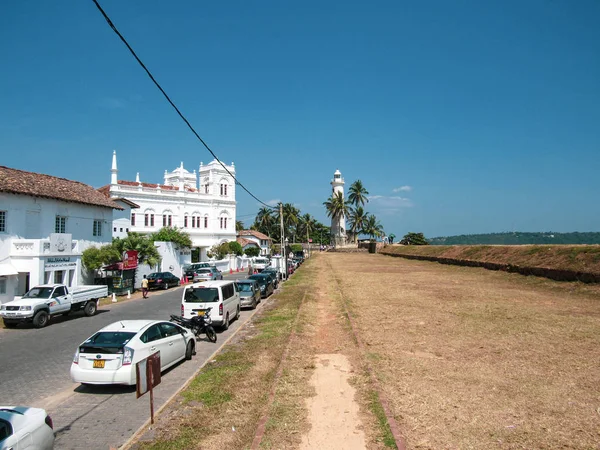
top-left (308, 238), bottom-right (312, 243)
top-left (136, 351), bottom-right (161, 424)
top-left (123, 250), bottom-right (139, 270)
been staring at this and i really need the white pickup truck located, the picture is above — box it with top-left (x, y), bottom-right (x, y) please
top-left (252, 257), bottom-right (270, 272)
top-left (0, 284), bottom-right (108, 328)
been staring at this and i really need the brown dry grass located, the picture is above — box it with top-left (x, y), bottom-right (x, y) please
top-left (380, 244), bottom-right (600, 274)
top-left (327, 252), bottom-right (600, 449)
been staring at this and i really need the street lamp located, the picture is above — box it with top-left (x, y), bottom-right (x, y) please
top-left (284, 237), bottom-right (289, 281)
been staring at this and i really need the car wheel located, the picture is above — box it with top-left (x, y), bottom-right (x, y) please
top-left (185, 341), bottom-right (194, 360)
top-left (164, 282), bottom-right (169, 290)
top-left (3, 320), bottom-right (18, 328)
top-left (222, 313), bottom-right (230, 331)
top-left (84, 300), bottom-right (97, 317)
top-left (33, 310), bottom-right (49, 328)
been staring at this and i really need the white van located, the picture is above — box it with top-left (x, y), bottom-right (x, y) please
top-left (181, 280), bottom-right (241, 330)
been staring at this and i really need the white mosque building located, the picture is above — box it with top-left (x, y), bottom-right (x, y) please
top-left (100, 151), bottom-right (237, 261)
top-left (330, 169), bottom-right (347, 246)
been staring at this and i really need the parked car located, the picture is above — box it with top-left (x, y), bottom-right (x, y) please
top-left (261, 268), bottom-right (279, 289)
top-left (0, 283), bottom-right (107, 329)
top-left (184, 263), bottom-right (217, 281)
top-left (236, 280), bottom-right (261, 309)
top-left (248, 274), bottom-right (275, 298)
top-left (70, 319), bottom-right (195, 386)
top-left (182, 280), bottom-right (241, 330)
top-left (146, 272), bottom-right (180, 290)
top-left (0, 406), bottom-right (55, 449)
top-left (191, 267), bottom-right (223, 282)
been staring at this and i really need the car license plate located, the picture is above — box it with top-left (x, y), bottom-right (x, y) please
top-left (93, 360), bottom-right (106, 369)
top-left (197, 311), bottom-right (205, 316)
top-left (6, 313), bottom-right (15, 316)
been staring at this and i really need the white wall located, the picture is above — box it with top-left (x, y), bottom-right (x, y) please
top-left (0, 193), bottom-right (114, 304)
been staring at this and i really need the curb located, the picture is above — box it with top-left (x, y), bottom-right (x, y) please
top-left (119, 300), bottom-right (264, 450)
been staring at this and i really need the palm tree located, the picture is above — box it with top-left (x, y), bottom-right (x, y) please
top-left (298, 213), bottom-right (316, 244)
top-left (347, 206), bottom-right (368, 244)
top-left (323, 191), bottom-right (349, 245)
top-left (253, 206), bottom-right (275, 237)
top-left (348, 180), bottom-right (369, 208)
top-left (113, 232), bottom-right (161, 267)
top-left (236, 220), bottom-right (244, 232)
top-left (362, 214), bottom-right (384, 242)
top-left (281, 203), bottom-right (300, 242)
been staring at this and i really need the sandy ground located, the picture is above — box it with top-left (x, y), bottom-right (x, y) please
top-left (298, 260), bottom-right (369, 450)
top-left (300, 353), bottom-right (366, 449)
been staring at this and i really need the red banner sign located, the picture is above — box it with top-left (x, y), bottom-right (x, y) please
top-left (123, 250), bottom-right (138, 270)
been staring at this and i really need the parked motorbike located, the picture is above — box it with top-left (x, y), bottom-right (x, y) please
top-left (170, 309), bottom-right (217, 343)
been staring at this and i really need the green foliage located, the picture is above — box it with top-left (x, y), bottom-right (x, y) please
top-left (82, 232), bottom-right (161, 270)
top-left (363, 214), bottom-right (384, 242)
top-left (290, 244), bottom-right (303, 253)
top-left (150, 227), bottom-right (192, 248)
top-left (244, 246), bottom-right (260, 257)
top-left (208, 242), bottom-right (232, 260)
top-left (401, 232), bottom-right (429, 245)
top-left (82, 244), bottom-right (121, 270)
top-left (428, 231), bottom-right (600, 245)
top-left (113, 232), bottom-right (161, 266)
top-left (236, 220), bottom-right (244, 232)
top-left (348, 179), bottom-right (369, 208)
top-left (228, 241), bottom-right (243, 256)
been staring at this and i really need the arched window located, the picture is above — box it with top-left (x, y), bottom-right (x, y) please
top-left (144, 208), bottom-right (155, 227)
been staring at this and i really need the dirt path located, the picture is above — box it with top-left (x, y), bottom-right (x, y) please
top-left (299, 259), bottom-right (368, 450)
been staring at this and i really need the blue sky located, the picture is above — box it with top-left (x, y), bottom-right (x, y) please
top-left (1, 0), bottom-right (599, 238)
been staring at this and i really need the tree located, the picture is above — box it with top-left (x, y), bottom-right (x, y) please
top-left (81, 232), bottom-right (161, 272)
top-left (207, 242), bottom-right (231, 260)
top-left (150, 227), bottom-right (192, 248)
top-left (401, 232), bottom-right (429, 245)
top-left (347, 206), bottom-right (368, 244)
top-left (244, 246), bottom-right (260, 257)
top-left (282, 203), bottom-right (300, 242)
top-left (252, 206), bottom-right (276, 237)
top-left (298, 213), bottom-right (316, 244)
top-left (113, 233), bottom-right (161, 267)
top-left (236, 220), bottom-right (245, 232)
top-left (348, 180), bottom-right (369, 208)
top-left (82, 244), bottom-right (121, 271)
top-left (324, 191), bottom-right (349, 244)
top-left (228, 240), bottom-right (243, 256)
top-left (363, 214), bottom-right (384, 242)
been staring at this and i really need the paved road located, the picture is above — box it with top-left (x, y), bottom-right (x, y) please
top-left (0, 272), bottom-right (263, 449)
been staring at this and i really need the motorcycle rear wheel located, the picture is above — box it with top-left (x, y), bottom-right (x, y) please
top-left (205, 326), bottom-right (217, 343)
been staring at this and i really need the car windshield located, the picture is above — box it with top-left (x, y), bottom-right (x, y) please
top-left (22, 287), bottom-right (54, 299)
top-left (255, 258), bottom-right (268, 264)
top-left (249, 275), bottom-right (266, 282)
top-left (238, 283), bottom-right (254, 292)
top-left (80, 331), bottom-right (137, 354)
top-left (184, 287), bottom-right (219, 303)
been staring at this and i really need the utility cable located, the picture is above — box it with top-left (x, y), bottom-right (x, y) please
top-left (91, 0), bottom-right (277, 210)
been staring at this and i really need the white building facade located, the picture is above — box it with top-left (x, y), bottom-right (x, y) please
top-left (0, 166), bottom-right (121, 304)
top-left (330, 169), bottom-right (347, 246)
top-left (102, 151), bottom-right (237, 261)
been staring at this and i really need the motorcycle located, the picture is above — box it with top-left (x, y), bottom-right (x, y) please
top-left (170, 308), bottom-right (217, 343)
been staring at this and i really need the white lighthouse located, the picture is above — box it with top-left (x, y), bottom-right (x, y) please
top-left (330, 169), bottom-right (347, 246)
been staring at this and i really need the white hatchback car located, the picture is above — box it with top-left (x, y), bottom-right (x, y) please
top-left (70, 320), bottom-right (195, 386)
top-left (0, 406), bottom-right (54, 450)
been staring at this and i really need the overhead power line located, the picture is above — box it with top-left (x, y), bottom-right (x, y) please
top-left (91, 0), bottom-right (276, 210)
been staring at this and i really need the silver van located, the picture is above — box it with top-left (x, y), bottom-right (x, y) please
top-left (181, 280), bottom-right (240, 330)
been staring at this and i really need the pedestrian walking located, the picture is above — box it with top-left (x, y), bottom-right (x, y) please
top-left (142, 275), bottom-right (149, 298)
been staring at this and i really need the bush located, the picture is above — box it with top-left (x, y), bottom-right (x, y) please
top-left (228, 241), bottom-right (243, 256)
top-left (244, 247), bottom-right (260, 257)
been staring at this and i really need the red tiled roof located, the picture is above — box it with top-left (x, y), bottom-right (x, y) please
top-left (117, 180), bottom-right (178, 190)
top-left (237, 237), bottom-right (259, 248)
top-left (238, 230), bottom-right (272, 241)
top-left (0, 166), bottom-right (123, 210)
